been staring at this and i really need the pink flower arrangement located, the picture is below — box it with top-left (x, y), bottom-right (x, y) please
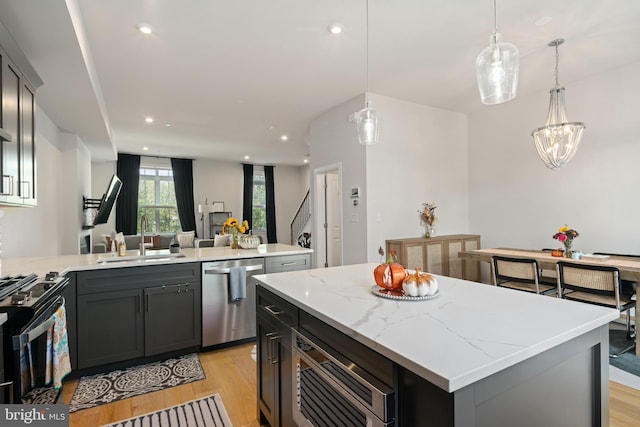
top-left (553, 225), bottom-right (579, 243)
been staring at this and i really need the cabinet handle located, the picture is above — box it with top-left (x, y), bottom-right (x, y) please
top-left (264, 305), bottom-right (284, 316)
top-left (280, 262), bottom-right (296, 266)
top-left (146, 293), bottom-right (150, 312)
top-left (266, 332), bottom-right (280, 364)
top-left (137, 294), bottom-right (142, 313)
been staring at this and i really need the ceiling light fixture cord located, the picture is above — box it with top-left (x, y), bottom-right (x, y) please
top-left (493, 0), bottom-right (497, 32)
top-left (365, 0), bottom-right (370, 107)
top-left (554, 43), bottom-right (560, 87)
top-left (355, 0), bottom-right (380, 145)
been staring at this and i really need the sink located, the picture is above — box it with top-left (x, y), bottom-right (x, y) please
top-left (97, 251), bottom-right (185, 264)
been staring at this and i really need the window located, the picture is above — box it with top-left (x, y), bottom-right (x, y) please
top-left (137, 167), bottom-right (181, 233)
top-left (252, 171), bottom-right (266, 231)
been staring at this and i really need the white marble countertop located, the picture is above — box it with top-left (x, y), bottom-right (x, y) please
top-left (253, 263), bottom-right (619, 393)
top-left (1, 243), bottom-right (312, 277)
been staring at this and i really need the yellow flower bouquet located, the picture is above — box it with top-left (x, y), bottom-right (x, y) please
top-left (222, 217), bottom-right (249, 249)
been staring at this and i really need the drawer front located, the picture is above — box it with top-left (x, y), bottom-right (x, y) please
top-left (78, 262), bottom-right (201, 295)
top-left (257, 285), bottom-right (298, 329)
top-left (265, 254), bottom-right (311, 273)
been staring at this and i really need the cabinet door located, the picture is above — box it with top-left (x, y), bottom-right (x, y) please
top-left (0, 57), bottom-right (20, 204)
top-left (257, 312), bottom-right (280, 427)
top-left (145, 283), bottom-right (202, 356)
top-left (425, 241), bottom-right (445, 275)
top-left (77, 289), bottom-right (144, 369)
top-left (20, 81), bottom-right (35, 205)
top-left (462, 237), bottom-right (481, 281)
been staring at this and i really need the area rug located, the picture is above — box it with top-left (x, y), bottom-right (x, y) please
top-left (70, 353), bottom-right (205, 413)
top-left (100, 394), bottom-right (232, 427)
top-left (609, 329), bottom-right (639, 377)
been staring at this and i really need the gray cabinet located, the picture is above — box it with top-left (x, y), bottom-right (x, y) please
top-left (76, 263), bottom-right (201, 370)
top-left (78, 289), bottom-right (144, 368)
top-left (145, 283), bottom-right (200, 355)
top-left (0, 27), bottom-right (39, 207)
top-left (265, 253), bottom-right (311, 274)
top-left (256, 286), bottom-right (298, 427)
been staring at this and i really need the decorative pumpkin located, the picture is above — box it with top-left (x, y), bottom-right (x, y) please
top-left (374, 248), bottom-right (407, 290)
top-left (402, 267), bottom-right (438, 297)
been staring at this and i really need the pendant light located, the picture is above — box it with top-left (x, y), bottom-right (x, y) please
top-left (356, 0), bottom-right (379, 145)
top-left (476, 0), bottom-right (519, 105)
top-left (531, 39), bottom-right (585, 170)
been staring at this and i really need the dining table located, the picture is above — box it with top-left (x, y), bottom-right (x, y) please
top-left (459, 247), bottom-right (640, 357)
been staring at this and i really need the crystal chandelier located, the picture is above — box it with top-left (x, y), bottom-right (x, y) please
top-left (531, 39), bottom-right (585, 170)
top-left (356, 0), bottom-right (380, 145)
top-left (475, 0), bottom-right (519, 105)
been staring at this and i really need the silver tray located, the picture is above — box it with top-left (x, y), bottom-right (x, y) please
top-left (371, 285), bottom-right (440, 301)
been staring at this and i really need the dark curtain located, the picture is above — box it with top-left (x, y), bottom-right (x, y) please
top-left (242, 163), bottom-right (254, 229)
top-left (265, 165), bottom-right (277, 243)
top-left (115, 153), bottom-right (140, 235)
top-left (171, 158), bottom-right (197, 235)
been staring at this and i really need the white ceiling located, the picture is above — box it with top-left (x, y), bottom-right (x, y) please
top-left (1, 0), bottom-right (639, 165)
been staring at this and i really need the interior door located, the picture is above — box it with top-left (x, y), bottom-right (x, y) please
top-left (326, 171), bottom-right (342, 267)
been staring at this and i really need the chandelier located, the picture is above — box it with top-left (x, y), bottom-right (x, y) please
top-left (531, 39), bottom-right (585, 169)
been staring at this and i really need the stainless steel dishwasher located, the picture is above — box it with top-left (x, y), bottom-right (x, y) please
top-left (202, 258), bottom-right (265, 347)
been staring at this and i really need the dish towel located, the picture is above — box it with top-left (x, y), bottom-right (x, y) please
top-left (229, 266), bottom-right (247, 301)
top-left (45, 305), bottom-right (72, 390)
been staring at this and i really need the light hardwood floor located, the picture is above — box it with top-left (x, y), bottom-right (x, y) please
top-left (63, 342), bottom-right (640, 427)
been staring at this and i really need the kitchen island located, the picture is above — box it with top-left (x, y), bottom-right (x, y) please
top-left (254, 263), bottom-right (619, 427)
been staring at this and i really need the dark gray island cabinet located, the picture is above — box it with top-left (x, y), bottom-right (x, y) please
top-left (75, 263), bottom-right (201, 370)
top-left (255, 263), bottom-right (619, 427)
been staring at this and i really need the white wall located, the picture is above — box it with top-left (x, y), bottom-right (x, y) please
top-left (310, 95), bottom-right (368, 266)
top-left (309, 94), bottom-right (469, 265)
top-left (366, 95), bottom-right (469, 262)
top-left (468, 61), bottom-right (640, 256)
top-left (0, 108), bottom-right (92, 259)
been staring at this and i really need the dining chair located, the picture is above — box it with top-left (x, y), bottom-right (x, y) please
top-left (491, 256), bottom-right (556, 295)
top-left (593, 252), bottom-right (637, 341)
top-left (556, 261), bottom-right (636, 357)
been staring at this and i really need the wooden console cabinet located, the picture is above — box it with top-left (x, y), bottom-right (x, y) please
top-left (386, 234), bottom-right (481, 282)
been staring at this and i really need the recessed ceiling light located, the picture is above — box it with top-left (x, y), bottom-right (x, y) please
top-left (244, 155), bottom-right (250, 160)
top-left (143, 146), bottom-right (149, 151)
top-left (303, 158), bottom-right (309, 164)
top-left (138, 24), bottom-right (153, 34)
top-left (164, 123), bottom-right (172, 127)
top-left (145, 117), bottom-right (154, 124)
top-left (280, 135), bottom-right (288, 141)
top-left (328, 24), bottom-right (343, 35)
top-left (535, 16), bottom-right (552, 26)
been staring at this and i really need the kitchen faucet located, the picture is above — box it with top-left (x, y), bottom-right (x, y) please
top-left (140, 214), bottom-right (149, 256)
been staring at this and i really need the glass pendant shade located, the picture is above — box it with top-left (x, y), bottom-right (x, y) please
top-left (357, 100), bottom-right (380, 145)
top-left (532, 87), bottom-right (585, 169)
top-left (476, 32), bottom-right (519, 105)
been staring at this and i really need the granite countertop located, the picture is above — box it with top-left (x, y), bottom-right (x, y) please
top-left (2, 243), bottom-right (312, 278)
top-left (253, 263), bottom-right (619, 393)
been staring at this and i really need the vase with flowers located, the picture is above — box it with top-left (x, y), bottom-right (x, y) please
top-left (222, 217), bottom-right (249, 249)
top-left (553, 225), bottom-right (579, 258)
top-left (418, 202), bottom-right (437, 238)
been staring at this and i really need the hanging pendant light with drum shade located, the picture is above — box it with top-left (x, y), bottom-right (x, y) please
top-left (476, 0), bottom-right (519, 105)
top-left (356, 0), bottom-right (380, 145)
top-left (531, 38), bottom-right (585, 170)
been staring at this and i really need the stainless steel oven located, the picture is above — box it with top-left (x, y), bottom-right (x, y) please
top-left (292, 329), bottom-right (394, 427)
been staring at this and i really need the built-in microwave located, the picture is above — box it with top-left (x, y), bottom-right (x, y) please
top-left (291, 329), bottom-right (395, 427)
